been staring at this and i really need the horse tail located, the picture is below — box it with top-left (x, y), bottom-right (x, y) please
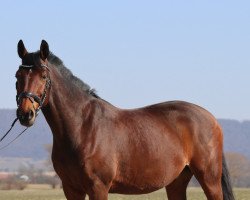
top-left (221, 153), bottom-right (235, 200)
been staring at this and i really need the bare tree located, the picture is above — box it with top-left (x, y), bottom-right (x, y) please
top-left (225, 152), bottom-right (250, 187)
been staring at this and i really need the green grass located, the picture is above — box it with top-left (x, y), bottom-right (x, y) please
top-left (0, 185), bottom-right (249, 200)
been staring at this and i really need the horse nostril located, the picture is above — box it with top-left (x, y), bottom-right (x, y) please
top-left (28, 110), bottom-right (34, 121)
top-left (23, 110), bottom-right (34, 121)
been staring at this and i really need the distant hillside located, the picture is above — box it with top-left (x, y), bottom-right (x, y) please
top-left (218, 119), bottom-right (250, 159)
top-left (0, 109), bottom-right (249, 160)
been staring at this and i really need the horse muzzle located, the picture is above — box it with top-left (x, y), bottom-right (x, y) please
top-left (16, 91), bottom-right (43, 127)
top-left (17, 108), bottom-right (36, 127)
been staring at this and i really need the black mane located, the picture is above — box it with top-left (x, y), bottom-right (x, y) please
top-left (47, 52), bottom-right (99, 98)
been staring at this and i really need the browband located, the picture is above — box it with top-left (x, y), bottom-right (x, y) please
top-left (19, 65), bottom-right (34, 68)
top-left (19, 64), bottom-right (50, 71)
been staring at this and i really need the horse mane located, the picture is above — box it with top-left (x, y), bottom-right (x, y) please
top-left (47, 52), bottom-right (99, 99)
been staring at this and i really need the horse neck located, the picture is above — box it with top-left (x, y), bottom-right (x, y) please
top-left (42, 66), bottom-right (94, 141)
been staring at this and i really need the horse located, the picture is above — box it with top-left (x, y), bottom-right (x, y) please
top-left (15, 40), bottom-right (235, 200)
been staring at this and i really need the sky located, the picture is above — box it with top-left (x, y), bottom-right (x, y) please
top-left (0, 1), bottom-right (249, 120)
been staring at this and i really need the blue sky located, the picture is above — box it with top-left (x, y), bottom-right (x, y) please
top-left (0, 1), bottom-right (249, 120)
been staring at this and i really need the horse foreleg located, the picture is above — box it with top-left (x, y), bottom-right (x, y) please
top-left (88, 179), bottom-right (109, 200)
top-left (166, 166), bottom-right (193, 200)
top-left (62, 182), bottom-right (87, 200)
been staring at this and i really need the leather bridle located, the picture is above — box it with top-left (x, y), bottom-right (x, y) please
top-left (16, 64), bottom-right (51, 115)
top-left (0, 64), bottom-right (51, 147)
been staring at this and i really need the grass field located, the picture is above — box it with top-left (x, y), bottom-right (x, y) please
top-left (0, 185), bottom-right (249, 200)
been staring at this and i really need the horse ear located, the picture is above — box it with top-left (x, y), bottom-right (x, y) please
top-left (17, 40), bottom-right (28, 59)
top-left (40, 40), bottom-right (49, 61)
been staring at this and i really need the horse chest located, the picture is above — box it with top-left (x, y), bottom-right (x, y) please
top-left (51, 146), bottom-right (87, 184)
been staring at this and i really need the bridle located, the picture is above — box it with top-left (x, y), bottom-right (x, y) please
top-left (0, 64), bottom-right (51, 148)
top-left (16, 64), bottom-right (51, 116)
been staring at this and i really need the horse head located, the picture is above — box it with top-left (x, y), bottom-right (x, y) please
top-left (16, 40), bottom-right (51, 127)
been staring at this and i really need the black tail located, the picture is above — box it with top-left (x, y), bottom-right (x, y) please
top-left (221, 153), bottom-right (235, 200)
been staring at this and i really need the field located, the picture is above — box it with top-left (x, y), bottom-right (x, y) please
top-left (0, 185), bottom-right (250, 200)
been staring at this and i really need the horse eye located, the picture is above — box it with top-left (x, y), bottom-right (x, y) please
top-left (41, 72), bottom-right (47, 80)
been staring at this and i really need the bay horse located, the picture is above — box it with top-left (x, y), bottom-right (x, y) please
top-left (15, 40), bottom-right (234, 200)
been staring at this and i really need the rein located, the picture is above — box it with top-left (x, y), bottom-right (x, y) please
top-left (0, 117), bottom-right (29, 151)
top-left (0, 120), bottom-right (28, 151)
top-left (0, 64), bottom-right (51, 150)
top-left (0, 118), bottom-right (19, 142)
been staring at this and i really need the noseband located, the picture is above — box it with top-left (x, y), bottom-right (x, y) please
top-left (0, 65), bottom-right (51, 146)
top-left (16, 64), bottom-right (51, 115)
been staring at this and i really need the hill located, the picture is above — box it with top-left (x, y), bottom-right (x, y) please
top-left (0, 109), bottom-right (249, 166)
top-left (218, 119), bottom-right (250, 159)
